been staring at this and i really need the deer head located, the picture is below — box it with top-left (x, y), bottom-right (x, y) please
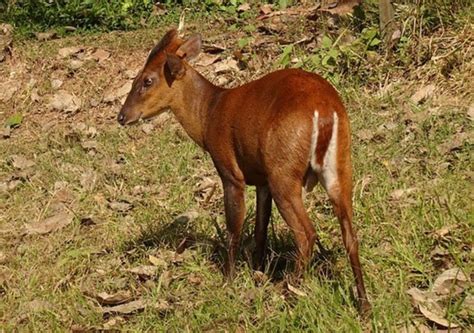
top-left (117, 29), bottom-right (202, 125)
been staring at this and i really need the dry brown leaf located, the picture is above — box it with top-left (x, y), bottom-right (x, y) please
top-left (103, 316), bottom-right (125, 330)
top-left (96, 290), bottom-right (133, 305)
top-left (49, 90), bottom-right (82, 113)
top-left (0, 81), bottom-right (19, 102)
top-left (438, 132), bottom-right (469, 154)
top-left (260, 4), bottom-right (273, 15)
top-left (407, 280), bottom-right (463, 329)
top-left (149, 255), bottom-right (167, 267)
top-left (1, 127), bottom-right (11, 139)
top-left (195, 53), bottom-right (220, 67)
top-left (126, 265), bottom-right (157, 278)
top-left (141, 123), bottom-right (154, 135)
top-left (237, 3), bottom-right (251, 12)
top-left (0, 252), bottom-right (7, 264)
top-left (432, 268), bottom-right (469, 296)
top-left (90, 49), bottom-right (110, 62)
top-left (104, 81), bottom-right (132, 103)
top-left (214, 58), bottom-right (240, 73)
top-left (390, 188), bottom-right (416, 201)
top-left (26, 211), bottom-right (74, 235)
top-left (253, 271), bottom-right (269, 285)
top-left (320, 0), bottom-right (361, 15)
top-left (101, 299), bottom-right (147, 314)
top-left (70, 324), bottom-right (88, 333)
top-left (68, 59), bottom-right (83, 70)
top-left (174, 211), bottom-right (199, 224)
top-left (411, 84), bottom-right (436, 105)
top-left (434, 225), bottom-right (452, 238)
top-left (80, 170), bottom-right (98, 192)
top-left (287, 283), bottom-right (307, 297)
top-left (467, 103), bottom-right (474, 121)
top-left (11, 155), bottom-right (35, 169)
top-left (35, 32), bottom-right (57, 41)
top-left (418, 301), bottom-right (459, 328)
top-left (58, 46), bottom-right (83, 58)
top-left (0, 23), bottom-right (13, 62)
top-left (108, 200), bottom-right (133, 213)
top-left (54, 187), bottom-right (75, 203)
top-left (25, 299), bottom-right (54, 313)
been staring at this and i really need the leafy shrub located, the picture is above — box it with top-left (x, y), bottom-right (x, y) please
top-left (1, 0), bottom-right (159, 33)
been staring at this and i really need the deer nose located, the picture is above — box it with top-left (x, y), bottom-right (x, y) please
top-left (117, 113), bottom-right (126, 125)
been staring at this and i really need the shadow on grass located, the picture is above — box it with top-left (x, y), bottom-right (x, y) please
top-left (121, 212), bottom-right (343, 285)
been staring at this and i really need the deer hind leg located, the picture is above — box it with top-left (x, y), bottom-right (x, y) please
top-left (268, 178), bottom-right (316, 275)
top-left (254, 185), bottom-right (272, 271)
top-left (318, 113), bottom-right (371, 313)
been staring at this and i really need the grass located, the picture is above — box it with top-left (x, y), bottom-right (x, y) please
top-left (1, 4), bottom-right (473, 332)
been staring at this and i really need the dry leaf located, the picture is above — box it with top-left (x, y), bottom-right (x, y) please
top-left (467, 103), bottom-right (474, 121)
top-left (195, 53), bottom-right (220, 67)
top-left (149, 255), bottom-right (167, 267)
top-left (103, 81), bottom-right (132, 103)
top-left (390, 188), bottom-right (416, 201)
top-left (1, 127), bottom-right (11, 138)
top-left (126, 265), bottom-right (157, 278)
top-left (0, 82), bottom-right (19, 102)
top-left (49, 90), bottom-right (82, 113)
top-left (418, 301), bottom-right (459, 328)
top-left (432, 268), bottom-right (469, 296)
top-left (320, 0), bottom-right (361, 15)
top-left (237, 3), bottom-right (251, 12)
top-left (0, 23), bottom-right (13, 62)
top-left (108, 200), bottom-right (133, 213)
top-left (101, 299), bottom-right (147, 314)
top-left (141, 123), bottom-right (154, 135)
top-left (0, 252), bottom-right (7, 264)
top-left (411, 84), bottom-right (436, 105)
top-left (214, 58), bottom-right (240, 73)
top-left (68, 59), bottom-right (83, 70)
top-left (51, 79), bottom-right (63, 89)
top-left (96, 290), bottom-right (133, 305)
top-left (35, 32), bottom-right (57, 41)
top-left (174, 211), bottom-right (199, 224)
top-left (103, 316), bottom-right (125, 330)
top-left (25, 299), bottom-right (53, 313)
top-left (11, 155), bottom-right (35, 169)
top-left (123, 69), bottom-right (138, 79)
top-left (90, 49), bottom-right (110, 62)
top-left (260, 4), bottom-right (273, 15)
top-left (80, 170), bottom-right (98, 192)
top-left (58, 46), bottom-right (83, 58)
top-left (253, 271), bottom-right (268, 285)
top-left (26, 211), bottom-right (74, 235)
top-left (287, 283), bottom-right (307, 297)
top-left (438, 132), bottom-right (469, 154)
top-left (70, 324), bottom-right (88, 333)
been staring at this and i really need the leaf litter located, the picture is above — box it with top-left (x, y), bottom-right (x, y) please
top-left (407, 267), bottom-right (470, 328)
top-left (25, 211), bottom-right (74, 235)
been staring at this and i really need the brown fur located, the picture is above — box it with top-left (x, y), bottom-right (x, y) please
top-left (118, 30), bottom-right (371, 314)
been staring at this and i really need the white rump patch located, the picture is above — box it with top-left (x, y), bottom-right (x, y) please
top-left (320, 112), bottom-right (339, 194)
top-left (309, 111), bottom-right (320, 172)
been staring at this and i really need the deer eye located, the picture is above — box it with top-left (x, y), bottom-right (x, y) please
top-left (143, 77), bottom-right (153, 87)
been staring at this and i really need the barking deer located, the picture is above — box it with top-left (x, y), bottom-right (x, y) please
top-left (118, 29), bottom-right (371, 313)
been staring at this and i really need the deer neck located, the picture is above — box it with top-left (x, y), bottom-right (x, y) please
top-left (169, 65), bottom-right (224, 149)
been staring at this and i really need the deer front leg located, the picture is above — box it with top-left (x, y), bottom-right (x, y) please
top-left (222, 179), bottom-right (246, 279)
top-left (254, 185), bottom-right (272, 271)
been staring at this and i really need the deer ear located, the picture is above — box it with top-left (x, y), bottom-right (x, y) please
top-left (165, 53), bottom-right (185, 84)
top-left (176, 33), bottom-right (202, 61)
